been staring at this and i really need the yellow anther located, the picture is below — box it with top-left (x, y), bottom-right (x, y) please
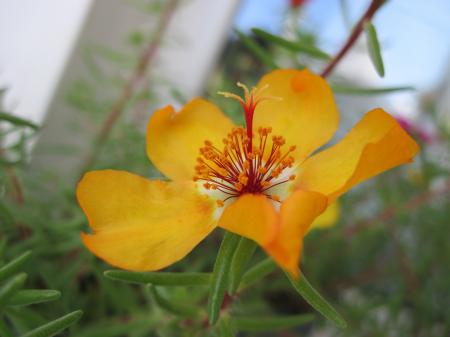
top-left (238, 174), bottom-right (248, 185)
top-left (289, 175), bottom-right (296, 181)
top-left (257, 167), bottom-right (267, 174)
top-left (261, 181), bottom-right (270, 188)
top-left (234, 182), bottom-right (243, 191)
top-left (219, 168), bottom-right (228, 176)
top-left (217, 200), bottom-right (225, 207)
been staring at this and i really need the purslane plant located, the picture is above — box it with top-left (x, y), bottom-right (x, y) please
top-left (77, 69), bottom-right (418, 278)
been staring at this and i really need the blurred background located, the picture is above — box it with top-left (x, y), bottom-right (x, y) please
top-left (0, 0), bottom-right (449, 336)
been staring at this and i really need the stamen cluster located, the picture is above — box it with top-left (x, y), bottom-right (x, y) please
top-left (193, 127), bottom-right (296, 206)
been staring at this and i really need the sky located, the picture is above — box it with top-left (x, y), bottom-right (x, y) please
top-left (234, 0), bottom-right (450, 92)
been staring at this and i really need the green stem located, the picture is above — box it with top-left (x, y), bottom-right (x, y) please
top-left (207, 231), bottom-right (239, 326)
top-left (228, 238), bottom-right (257, 294)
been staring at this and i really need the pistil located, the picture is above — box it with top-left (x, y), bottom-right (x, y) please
top-left (194, 82), bottom-right (293, 205)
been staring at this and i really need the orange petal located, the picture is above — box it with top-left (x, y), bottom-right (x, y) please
top-left (264, 190), bottom-right (327, 277)
top-left (218, 193), bottom-right (278, 246)
top-left (254, 69), bottom-right (339, 162)
top-left (77, 170), bottom-right (217, 271)
top-left (309, 202), bottom-right (340, 231)
top-left (146, 98), bottom-right (235, 181)
top-left (298, 109), bottom-right (419, 203)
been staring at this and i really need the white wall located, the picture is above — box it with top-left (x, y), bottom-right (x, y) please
top-left (7, 0), bottom-right (240, 180)
top-left (0, 0), bottom-right (93, 124)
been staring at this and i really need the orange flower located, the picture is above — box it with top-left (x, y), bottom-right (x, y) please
top-left (77, 69), bottom-right (419, 277)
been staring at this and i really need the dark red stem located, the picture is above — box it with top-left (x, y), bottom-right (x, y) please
top-left (320, 0), bottom-right (386, 78)
top-left (78, 0), bottom-right (179, 179)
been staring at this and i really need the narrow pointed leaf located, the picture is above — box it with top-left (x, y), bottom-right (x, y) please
top-left (364, 21), bottom-right (385, 77)
top-left (207, 232), bottom-right (240, 325)
top-left (287, 271), bottom-right (347, 328)
top-left (331, 84), bottom-right (414, 95)
top-left (148, 285), bottom-right (197, 318)
top-left (21, 310), bottom-right (83, 337)
top-left (0, 273), bottom-right (27, 306)
top-left (251, 28), bottom-right (331, 60)
top-left (0, 112), bottom-right (39, 130)
top-left (234, 29), bottom-right (279, 70)
top-left (228, 238), bottom-right (257, 294)
top-left (0, 251), bottom-right (32, 283)
top-left (7, 289), bottom-right (61, 307)
top-left (240, 258), bottom-right (276, 289)
top-left (104, 270), bottom-right (210, 286)
top-left (232, 314), bottom-right (314, 332)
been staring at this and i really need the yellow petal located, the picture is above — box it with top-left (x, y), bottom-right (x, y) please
top-left (218, 193), bottom-right (278, 246)
top-left (77, 170), bottom-right (216, 271)
top-left (298, 109), bottom-right (419, 202)
top-left (309, 202), bottom-right (340, 231)
top-left (146, 98), bottom-right (235, 181)
top-left (265, 190), bottom-right (327, 277)
top-left (254, 69), bottom-right (339, 161)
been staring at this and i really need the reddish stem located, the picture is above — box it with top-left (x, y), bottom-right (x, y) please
top-left (78, 0), bottom-right (179, 179)
top-left (320, 0), bottom-right (386, 78)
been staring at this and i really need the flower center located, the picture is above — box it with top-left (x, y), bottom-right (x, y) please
top-left (194, 126), bottom-right (296, 206)
top-left (193, 82), bottom-right (295, 207)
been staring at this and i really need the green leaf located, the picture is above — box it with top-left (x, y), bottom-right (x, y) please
top-left (104, 270), bottom-right (210, 286)
top-left (20, 310), bottom-right (83, 337)
top-left (0, 203), bottom-right (15, 227)
top-left (232, 314), bottom-right (314, 332)
top-left (228, 238), bottom-right (257, 294)
top-left (207, 231), bottom-right (240, 325)
top-left (218, 315), bottom-right (236, 337)
top-left (75, 318), bottom-right (155, 337)
top-left (331, 84), bottom-right (414, 95)
top-left (0, 317), bottom-right (13, 337)
top-left (0, 273), bottom-right (27, 306)
top-left (0, 112), bottom-right (39, 130)
top-left (7, 289), bottom-right (61, 307)
top-left (364, 20), bottom-right (385, 77)
top-left (287, 271), bottom-right (347, 328)
top-left (240, 258), bottom-right (276, 289)
top-left (234, 29), bottom-right (279, 70)
top-left (251, 28), bottom-right (331, 60)
top-left (0, 239), bottom-right (7, 261)
top-left (148, 285), bottom-right (198, 318)
top-left (0, 251), bottom-right (32, 283)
